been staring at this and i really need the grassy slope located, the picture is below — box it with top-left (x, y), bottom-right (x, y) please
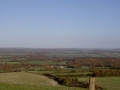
top-left (0, 72), bottom-right (87, 90)
top-left (0, 72), bottom-right (58, 86)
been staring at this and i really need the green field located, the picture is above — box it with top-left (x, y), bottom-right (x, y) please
top-left (29, 71), bottom-right (120, 90)
top-left (4, 61), bottom-right (21, 64)
top-left (46, 53), bottom-right (104, 57)
top-left (78, 77), bottom-right (120, 90)
top-left (24, 60), bottom-right (53, 64)
top-left (3, 60), bottom-right (67, 65)
top-left (0, 82), bottom-right (87, 90)
top-left (0, 72), bottom-right (87, 90)
top-left (53, 72), bottom-right (92, 76)
top-left (24, 60), bottom-right (66, 65)
top-left (0, 48), bottom-right (120, 90)
top-left (0, 72), bottom-right (58, 86)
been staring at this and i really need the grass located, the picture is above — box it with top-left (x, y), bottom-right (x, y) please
top-left (78, 77), bottom-right (120, 90)
top-left (46, 53), bottom-right (104, 57)
top-left (29, 71), bottom-right (54, 74)
top-left (4, 61), bottom-right (21, 64)
top-left (24, 60), bottom-right (53, 64)
top-left (0, 82), bottom-right (87, 90)
top-left (81, 66), bottom-right (89, 69)
top-left (24, 60), bottom-right (67, 65)
top-left (0, 72), bottom-right (58, 86)
top-left (0, 72), bottom-right (87, 90)
top-left (63, 67), bottom-right (90, 71)
top-left (96, 77), bottom-right (120, 90)
top-left (53, 72), bottom-right (92, 76)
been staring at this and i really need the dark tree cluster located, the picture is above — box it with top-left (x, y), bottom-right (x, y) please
top-left (67, 57), bottom-right (120, 69)
top-left (0, 63), bottom-right (22, 72)
top-left (43, 73), bottom-right (104, 90)
top-left (93, 69), bottom-right (120, 76)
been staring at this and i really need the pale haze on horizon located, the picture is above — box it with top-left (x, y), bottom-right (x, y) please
top-left (0, 0), bottom-right (120, 48)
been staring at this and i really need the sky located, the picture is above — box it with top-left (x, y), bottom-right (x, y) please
top-left (0, 0), bottom-right (120, 48)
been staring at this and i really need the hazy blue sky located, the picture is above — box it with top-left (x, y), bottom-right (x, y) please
top-left (0, 0), bottom-right (120, 48)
